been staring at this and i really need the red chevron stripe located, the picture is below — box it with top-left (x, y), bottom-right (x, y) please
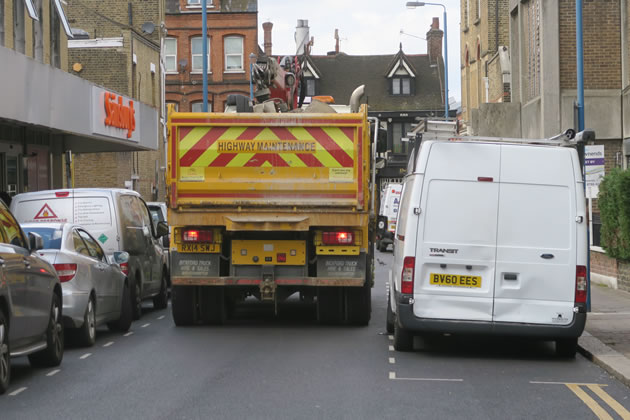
top-left (179, 192), bottom-right (356, 199)
top-left (308, 127), bottom-right (354, 167)
top-left (295, 153), bottom-right (323, 167)
top-left (209, 153), bottom-right (237, 167)
top-left (244, 153), bottom-right (290, 167)
top-left (237, 127), bottom-right (265, 140)
top-left (341, 127), bottom-right (355, 142)
top-left (178, 126), bottom-right (194, 139)
top-left (269, 127), bottom-right (297, 140)
top-left (179, 127), bottom-right (229, 167)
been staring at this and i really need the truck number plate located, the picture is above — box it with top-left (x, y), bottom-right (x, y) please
top-left (179, 243), bottom-right (212, 253)
top-left (429, 273), bottom-right (481, 288)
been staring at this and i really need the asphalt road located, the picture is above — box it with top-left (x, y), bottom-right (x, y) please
top-left (2, 249), bottom-right (630, 419)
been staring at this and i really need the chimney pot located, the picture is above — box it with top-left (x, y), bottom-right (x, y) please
top-left (432, 17), bottom-right (440, 29)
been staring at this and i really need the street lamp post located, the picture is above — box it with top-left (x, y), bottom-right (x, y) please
top-left (406, 2), bottom-right (449, 119)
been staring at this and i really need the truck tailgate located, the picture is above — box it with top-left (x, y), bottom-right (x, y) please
top-left (168, 112), bottom-right (368, 209)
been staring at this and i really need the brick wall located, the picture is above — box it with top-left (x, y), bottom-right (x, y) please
top-left (591, 250), bottom-right (619, 278)
top-left (69, 48), bottom-right (129, 93)
top-left (559, 0), bottom-right (622, 90)
top-left (619, 260), bottom-right (630, 291)
top-left (487, 52), bottom-right (503, 102)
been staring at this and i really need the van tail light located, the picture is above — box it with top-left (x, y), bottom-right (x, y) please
top-left (182, 229), bottom-right (213, 243)
top-left (575, 265), bottom-right (587, 303)
top-left (119, 262), bottom-right (129, 276)
top-left (53, 263), bottom-right (77, 282)
top-left (322, 231), bottom-right (354, 245)
top-left (401, 257), bottom-right (415, 295)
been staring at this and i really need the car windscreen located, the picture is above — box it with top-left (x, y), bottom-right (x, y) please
top-left (22, 227), bottom-right (63, 249)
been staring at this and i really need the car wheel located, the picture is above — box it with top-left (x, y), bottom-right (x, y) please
top-left (152, 270), bottom-right (169, 310)
top-left (0, 310), bottom-right (10, 395)
top-left (393, 321), bottom-right (413, 352)
top-left (386, 293), bottom-right (395, 334)
top-left (556, 338), bottom-right (578, 358)
top-left (28, 293), bottom-right (64, 367)
top-left (77, 296), bottom-right (96, 347)
top-left (107, 282), bottom-right (132, 332)
top-left (131, 276), bottom-right (142, 320)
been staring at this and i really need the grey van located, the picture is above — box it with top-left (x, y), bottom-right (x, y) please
top-left (11, 189), bottom-right (169, 320)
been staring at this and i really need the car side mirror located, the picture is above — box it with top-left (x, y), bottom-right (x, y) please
top-left (113, 251), bottom-right (130, 264)
top-left (156, 221), bottom-right (169, 238)
top-left (28, 231), bottom-right (44, 251)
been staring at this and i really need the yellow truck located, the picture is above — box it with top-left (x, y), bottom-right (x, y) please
top-left (166, 98), bottom-right (375, 325)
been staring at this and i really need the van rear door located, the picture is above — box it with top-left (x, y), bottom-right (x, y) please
top-left (493, 146), bottom-right (577, 325)
top-left (413, 143), bottom-right (500, 322)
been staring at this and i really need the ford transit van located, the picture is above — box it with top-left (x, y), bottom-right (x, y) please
top-left (11, 189), bottom-right (169, 320)
top-left (388, 132), bottom-right (588, 357)
top-left (376, 183), bottom-right (402, 252)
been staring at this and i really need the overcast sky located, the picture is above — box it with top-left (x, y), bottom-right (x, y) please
top-left (257, 0), bottom-right (462, 102)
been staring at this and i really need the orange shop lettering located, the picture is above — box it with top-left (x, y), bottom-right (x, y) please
top-left (104, 92), bottom-right (136, 138)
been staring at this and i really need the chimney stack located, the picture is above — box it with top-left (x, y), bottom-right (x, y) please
top-left (262, 21), bottom-right (273, 56)
top-left (334, 29), bottom-right (339, 54)
top-left (426, 17), bottom-right (443, 64)
top-left (295, 19), bottom-right (310, 55)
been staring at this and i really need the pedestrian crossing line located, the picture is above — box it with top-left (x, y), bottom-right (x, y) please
top-left (388, 335), bottom-right (393, 341)
top-left (587, 385), bottom-right (630, 419)
top-left (389, 371), bottom-right (463, 382)
top-left (566, 384), bottom-right (613, 420)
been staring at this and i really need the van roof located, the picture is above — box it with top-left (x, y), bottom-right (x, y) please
top-left (13, 188), bottom-right (141, 199)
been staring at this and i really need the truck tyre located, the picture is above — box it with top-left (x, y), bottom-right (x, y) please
top-left (555, 338), bottom-right (578, 358)
top-left (345, 282), bottom-right (371, 326)
top-left (29, 293), bottom-right (64, 367)
top-left (199, 287), bottom-right (225, 325)
top-left (317, 288), bottom-right (343, 325)
top-left (172, 286), bottom-right (197, 326)
top-left (393, 322), bottom-right (413, 352)
top-left (386, 293), bottom-right (395, 334)
top-left (108, 282), bottom-right (132, 332)
top-left (152, 269), bottom-right (169, 310)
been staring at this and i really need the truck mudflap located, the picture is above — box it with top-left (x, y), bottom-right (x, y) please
top-left (171, 277), bottom-right (366, 287)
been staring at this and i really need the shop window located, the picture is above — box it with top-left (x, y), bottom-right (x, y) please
top-left (13, 0), bottom-right (25, 53)
top-left (391, 77), bottom-right (412, 95)
top-left (165, 38), bottom-right (177, 72)
top-left (191, 102), bottom-right (212, 112)
top-left (224, 36), bottom-right (243, 71)
top-left (191, 36), bottom-right (210, 72)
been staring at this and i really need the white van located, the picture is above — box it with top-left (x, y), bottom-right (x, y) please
top-left (376, 183), bottom-right (402, 252)
top-left (11, 189), bottom-right (169, 320)
top-left (388, 132), bottom-right (589, 357)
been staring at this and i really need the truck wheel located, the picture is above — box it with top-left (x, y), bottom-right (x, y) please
top-left (393, 322), bottom-right (413, 352)
top-left (317, 288), bottom-right (343, 325)
top-left (345, 282), bottom-right (371, 326)
top-left (171, 286), bottom-right (197, 326)
top-left (152, 269), bottom-right (169, 310)
top-left (29, 293), bottom-right (64, 367)
top-left (555, 338), bottom-right (578, 358)
top-left (199, 287), bottom-right (226, 325)
top-left (386, 292), bottom-right (395, 334)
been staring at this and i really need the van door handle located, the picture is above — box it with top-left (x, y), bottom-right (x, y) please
top-left (541, 254), bottom-right (554, 259)
top-left (504, 273), bottom-right (517, 281)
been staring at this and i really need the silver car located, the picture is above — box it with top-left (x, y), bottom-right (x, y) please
top-left (21, 223), bottom-right (133, 347)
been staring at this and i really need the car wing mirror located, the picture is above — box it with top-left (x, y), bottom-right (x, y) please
top-left (113, 251), bottom-right (130, 264)
top-left (28, 231), bottom-right (44, 251)
top-left (156, 221), bottom-right (169, 238)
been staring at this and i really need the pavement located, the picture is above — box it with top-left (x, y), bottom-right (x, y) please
top-left (578, 280), bottom-right (630, 387)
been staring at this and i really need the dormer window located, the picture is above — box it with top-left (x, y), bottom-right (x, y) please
top-left (387, 57), bottom-right (416, 96)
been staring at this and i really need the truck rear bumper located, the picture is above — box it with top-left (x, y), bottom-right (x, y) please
top-left (172, 276), bottom-right (366, 287)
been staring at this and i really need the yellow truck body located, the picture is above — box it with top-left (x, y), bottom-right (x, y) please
top-left (166, 105), bottom-right (373, 325)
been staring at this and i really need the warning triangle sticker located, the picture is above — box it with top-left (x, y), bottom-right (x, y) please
top-left (34, 204), bottom-right (58, 220)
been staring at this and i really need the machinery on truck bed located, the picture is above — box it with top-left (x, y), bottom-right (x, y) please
top-left (166, 56), bottom-right (376, 325)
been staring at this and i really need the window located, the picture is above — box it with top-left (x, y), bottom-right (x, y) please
top-left (224, 36), bottom-right (243, 71)
top-left (477, 0), bottom-right (481, 20)
top-left (191, 36), bottom-right (210, 72)
top-left (33, 0), bottom-right (43, 61)
top-left (78, 229), bottom-right (105, 261)
top-left (305, 79), bottom-right (315, 96)
top-left (191, 102), bottom-right (212, 112)
top-left (21, 227), bottom-right (62, 249)
top-left (165, 38), bottom-right (177, 72)
top-left (72, 230), bottom-right (91, 257)
top-left (391, 78), bottom-right (412, 95)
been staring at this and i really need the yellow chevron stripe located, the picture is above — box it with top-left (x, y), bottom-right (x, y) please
top-left (279, 154), bottom-right (307, 167)
top-left (289, 127), bottom-right (341, 168)
top-left (323, 127), bottom-right (355, 155)
top-left (179, 127), bottom-right (210, 155)
top-left (219, 126), bottom-right (248, 141)
top-left (255, 127), bottom-right (281, 140)
top-left (226, 153), bottom-right (255, 167)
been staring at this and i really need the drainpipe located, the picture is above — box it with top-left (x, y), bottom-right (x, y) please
top-left (202, 0), bottom-right (208, 112)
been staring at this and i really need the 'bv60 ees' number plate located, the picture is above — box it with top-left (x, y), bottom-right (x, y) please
top-left (179, 243), bottom-right (212, 253)
top-left (430, 273), bottom-right (481, 288)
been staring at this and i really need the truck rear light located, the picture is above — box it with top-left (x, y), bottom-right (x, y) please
top-left (277, 253), bottom-right (286, 263)
top-left (119, 262), bottom-right (129, 276)
top-left (53, 263), bottom-right (77, 282)
top-left (322, 231), bottom-right (354, 245)
top-left (182, 229), bottom-right (213, 243)
top-left (575, 265), bottom-right (587, 303)
top-left (401, 257), bottom-right (415, 295)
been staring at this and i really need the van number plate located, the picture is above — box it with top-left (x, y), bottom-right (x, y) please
top-left (430, 273), bottom-right (481, 288)
top-left (179, 243), bottom-right (212, 253)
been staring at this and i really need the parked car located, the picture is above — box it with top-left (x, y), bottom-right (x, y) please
top-left (376, 183), bottom-right (401, 252)
top-left (21, 223), bottom-right (133, 347)
top-left (147, 202), bottom-right (170, 286)
top-left (388, 135), bottom-right (587, 357)
top-left (10, 189), bottom-right (169, 320)
top-left (0, 199), bottom-right (64, 395)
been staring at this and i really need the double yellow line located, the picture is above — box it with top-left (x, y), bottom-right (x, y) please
top-left (566, 384), bottom-right (630, 420)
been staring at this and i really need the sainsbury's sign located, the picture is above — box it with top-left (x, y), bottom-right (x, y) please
top-left (92, 87), bottom-right (140, 142)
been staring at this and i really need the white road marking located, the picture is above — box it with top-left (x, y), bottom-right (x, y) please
top-left (389, 357), bottom-right (396, 364)
top-left (389, 372), bottom-right (463, 382)
top-left (157, 315), bottom-right (165, 320)
top-left (589, 312), bottom-right (630, 316)
top-left (80, 353), bottom-right (92, 360)
top-left (9, 387), bottom-right (27, 396)
top-left (388, 335), bottom-right (394, 341)
top-left (530, 381), bottom-right (608, 386)
top-left (103, 341), bottom-right (114, 347)
top-left (141, 323), bottom-right (150, 328)
top-left (388, 345), bottom-right (395, 351)
top-left (124, 332), bottom-right (134, 337)
top-left (46, 369), bottom-right (60, 377)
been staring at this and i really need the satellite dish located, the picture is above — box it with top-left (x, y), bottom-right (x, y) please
top-left (141, 22), bottom-right (155, 34)
top-left (178, 59), bottom-right (188, 69)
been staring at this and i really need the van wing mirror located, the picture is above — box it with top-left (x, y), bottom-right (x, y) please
top-left (156, 221), bottom-right (169, 238)
top-left (28, 231), bottom-right (44, 251)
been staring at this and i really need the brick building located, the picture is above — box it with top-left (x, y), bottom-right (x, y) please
top-left (65, 0), bottom-right (165, 200)
top-left (164, 0), bottom-right (258, 112)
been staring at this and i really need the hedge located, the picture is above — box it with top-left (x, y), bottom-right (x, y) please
top-left (599, 168), bottom-right (630, 260)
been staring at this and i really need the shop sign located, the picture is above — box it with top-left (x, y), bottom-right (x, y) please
top-left (585, 145), bottom-right (605, 199)
top-left (92, 87), bottom-right (140, 142)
